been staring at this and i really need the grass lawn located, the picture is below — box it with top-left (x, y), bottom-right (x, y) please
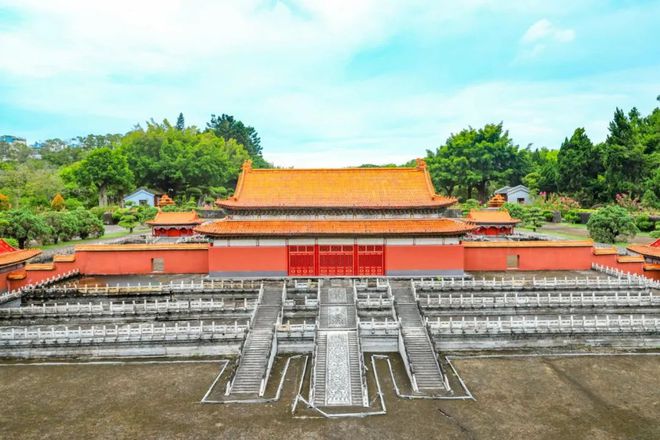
top-left (39, 226), bottom-right (149, 251)
top-left (518, 222), bottom-right (654, 247)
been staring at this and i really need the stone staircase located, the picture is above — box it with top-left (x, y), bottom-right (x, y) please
top-left (311, 280), bottom-right (366, 407)
top-left (392, 283), bottom-right (446, 392)
top-left (312, 330), bottom-right (363, 406)
top-left (318, 305), bottom-right (357, 328)
top-left (228, 284), bottom-right (282, 396)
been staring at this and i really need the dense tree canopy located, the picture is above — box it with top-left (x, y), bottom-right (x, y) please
top-left (426, 123), bottom-right (529, 200)
top-left (206, 114), bottom-right (268, 167)
top-left (118, 120), bottom-right (250, 200)
top-left (72, 147), bottom-right (134, 207)
top-left (424, 104), bottom-right (659, 208)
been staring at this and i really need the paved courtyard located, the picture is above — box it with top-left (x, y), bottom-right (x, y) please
top-left (0, 355), bottom-right (658, 440)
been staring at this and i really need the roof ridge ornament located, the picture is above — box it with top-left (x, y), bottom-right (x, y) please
top-left (242, 159), bottom-right (253, 172)
top-left (415, 158), bottom-right (427, 170)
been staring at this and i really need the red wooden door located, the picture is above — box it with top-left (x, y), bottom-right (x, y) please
top-left (357, 245), bottom-right (384, 276)
top-left (288, 245), bottom-right (316, 276)
top-left (318, 245), bottom-right (354, 276)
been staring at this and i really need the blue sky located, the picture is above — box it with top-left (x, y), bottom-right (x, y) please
top-left (0, 0), bottom-right (658, 166)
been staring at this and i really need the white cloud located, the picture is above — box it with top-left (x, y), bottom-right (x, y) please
top-left (519, 18), bottom-right (575, 58)
top-left (0, 1), bottom-right (656, 167)
top-left (522, 19), bottom-right (575, 44)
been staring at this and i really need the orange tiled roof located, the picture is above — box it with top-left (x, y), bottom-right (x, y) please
top-left (146, 211), bottom-right (202, 226)
top-left (195, 218), bottom-right (475, 237)
top-left (487, 194), bottom-right (506, 208)
top-left (216, 160), bottom-right (457, 210)
top-left (0, 249), bottom-right (41, 268)
top-left (53, 254), bottom-right (76, 262)
top-left (75, 243), bottom-right (209, 252)
top-left (627, 244), bottom-right (660, 259)
top-left (466, 209), bottom-right (520, 225)
top-left (617, 255), bottom-right (645, 263)
top-left (593, 247), bottom-right (617, 255)
top-left (157, 194), bottom-right (175, 206)
top-left (25, 263), bottom-right (55, 271)
top-left (644, 264), bottom-right (660, 271)
top-left (7, 269), bottom-right (27, 280)
top-left (463, 240), bottom-right (593, 248)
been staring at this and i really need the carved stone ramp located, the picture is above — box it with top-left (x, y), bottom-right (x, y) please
top-left (311, 280), bottom-right (366, 407)
top-left (392, 282), bottom-right (446, 392)
top-left (228, 283), bottom-right (282, 396)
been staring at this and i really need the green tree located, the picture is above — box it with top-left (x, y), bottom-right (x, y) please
top-left (426, 149), bottom-right (466, 196)
top-left (427, 123), bottom-right (526, 201)
top-left (523, 206), bottom-right (545, 232)
top-left (0, 161), bottom-right (64, 208)
top-left (119, 121), bottom-right (249, 198)
top-left (74, 147), bottom-right (134, 206)
top-left (0, 209), bottom-right (51, 248)
top-left (524, 148), bottom-right (559, 193)
top-left (460, 199), bottom-right (482, 215)
top-left (40, 211), bottom-right (79, 244)
top-left (118, 214), bottom-right (138, 233)
top-left (602, 108), bottom-right (649, 198)
top-left (502, 202), bottom-right (525, 221)
top-left (74, 209), bottom-right (105, 239)
top-left (176, 113), bottom-right (185, 131)
top-left (586, 205), bottom-right (638, 243)
top-left (206, 114), bottom-right (265, 165)
top-left (557, 128), bottom-right (604, 205)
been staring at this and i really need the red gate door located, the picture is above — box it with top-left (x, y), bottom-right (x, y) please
top-left (288, 245), bottom-right (315, 276)
top-left (318, 245), bottom-right (354, 276)
top-left (357, 245), bottom-right (384, 276)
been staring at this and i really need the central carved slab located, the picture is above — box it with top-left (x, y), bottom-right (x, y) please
top-left (325, 331), bottom-right (351, 406)
top-left (327, 306), bottom-right (348, 328)
top-left (327, 287), bottom-right (347, 303)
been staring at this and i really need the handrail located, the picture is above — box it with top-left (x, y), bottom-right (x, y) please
top-left (412, 271), bottom-right (656, 291)
top-left (0, 297), bottom-right (259, 317)
top-left (428, 314), bottom-right (660, 334)
top-left (0, 320), bottom-right (247, 345)
top-left (418, 290), bottom-right (657, 309)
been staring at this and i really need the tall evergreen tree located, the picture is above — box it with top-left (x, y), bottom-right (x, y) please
top-left (556, 128), bottom-right (604, 205)
top-left (206, 114), bottom-right (265, 165)
top-left (602, 108), bottom-right (648, 198)
top-left (176, 113), bottom-right (185, 131)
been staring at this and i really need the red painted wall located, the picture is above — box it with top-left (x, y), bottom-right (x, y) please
top-left (386, 245), bottom-right (465, 272)
top-left (645, 270), bottom-right (660, 281)
top-left (209, 246), bottom-right (287, 275)
top-left (0, 270), bottom-right (9, 292)
top-left (464, 245), bottom-right (594, 271)
top-left (474, 226), bottom-right (513, 236)
top-left (76, 249), bottom-right (208, 275)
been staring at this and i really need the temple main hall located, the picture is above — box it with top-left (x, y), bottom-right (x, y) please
top-left (195, 159), bottom-right (476, 277)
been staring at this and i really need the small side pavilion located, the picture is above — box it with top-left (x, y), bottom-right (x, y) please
top-left (146, 211), bottom-right (203, 237)
top-left (466, 209), bottom-right (520, 236)
top-left (0, 239), bottom-right (41, 293)
top-left (627, 239), bottom-right (660, 280)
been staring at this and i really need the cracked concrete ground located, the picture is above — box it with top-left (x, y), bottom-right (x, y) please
top-left (0, 355), bottom-right (658, 440)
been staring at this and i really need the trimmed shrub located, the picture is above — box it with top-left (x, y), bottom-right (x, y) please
top-left (635, 214), bottom-right (655, 232)
top-left (587, 206), bottom-right (638, 243)
top-left (502, 202), bottom-right (524, 221)
top-left (564, 209), bottom-right (581, 224)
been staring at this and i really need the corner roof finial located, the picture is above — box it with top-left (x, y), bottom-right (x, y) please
top-left (242, 159), bottom-right (253, 172)
top-left (416, 158), bottom-right (427, 170)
